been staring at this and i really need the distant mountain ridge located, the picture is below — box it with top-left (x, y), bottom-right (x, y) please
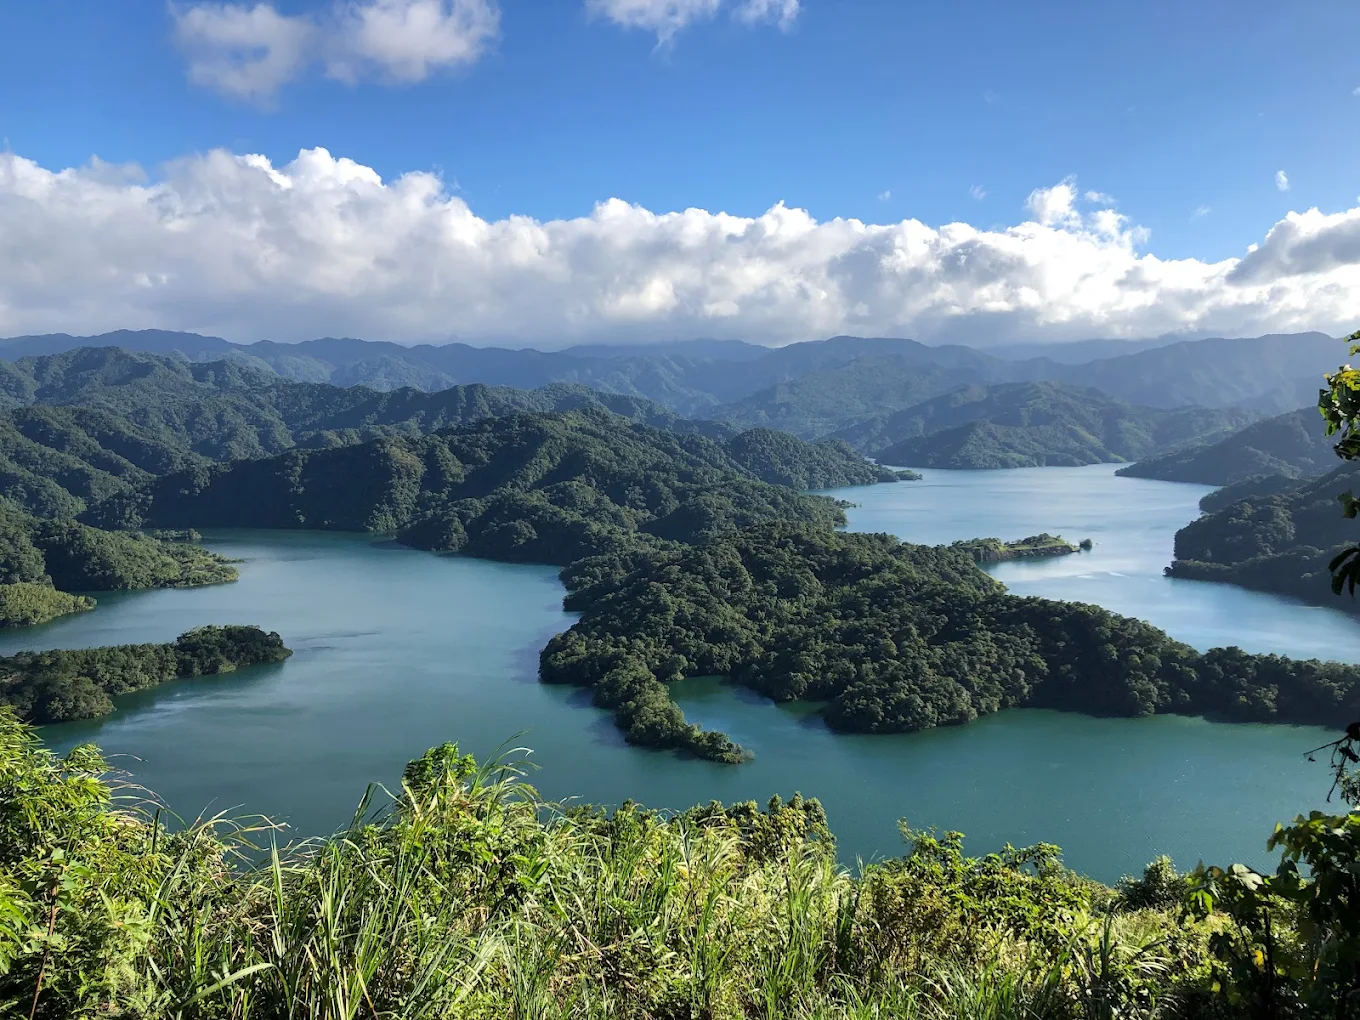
top-left (1118, 406), bottom-right (1340, 485)
top-left (831, 382), bottom-right (1255, 466)
top-left (0, 346), bottom-right (731, 459)
top-left (1, 330), bottom-right (1340, 430)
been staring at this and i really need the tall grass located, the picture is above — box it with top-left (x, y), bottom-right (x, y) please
top-left (0, 711), bottom-right (1299, 1019)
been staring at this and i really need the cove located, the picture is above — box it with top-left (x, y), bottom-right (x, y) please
top-left (5, 465), bottom-right (1354, 883)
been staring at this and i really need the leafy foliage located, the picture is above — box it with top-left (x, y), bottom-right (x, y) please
top-left (0, 710), bottom-right (1249, 1019)
top-left (0, 626), bottom-right (291, 723)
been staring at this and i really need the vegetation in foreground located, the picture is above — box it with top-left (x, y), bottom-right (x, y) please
top-left (0, 626), bottom-right (292, 723)
top-left (1, 708), bottom-right (1356, 1020)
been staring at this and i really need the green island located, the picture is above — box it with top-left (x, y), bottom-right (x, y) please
top-left (952, 533), bottom-right (1090, 563)
top-left (0, 625), bottom-right (292, 723)
top-left (543, 522), bottom-right (1360, 761)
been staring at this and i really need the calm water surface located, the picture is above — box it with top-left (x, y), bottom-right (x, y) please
top-left (6, 465), bottom-right (1355, 882)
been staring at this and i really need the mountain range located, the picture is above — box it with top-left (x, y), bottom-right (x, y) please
top-left (0, 330), bottom-right (1342, 434)
top-left (828, 382), bottom-right (1256, 469)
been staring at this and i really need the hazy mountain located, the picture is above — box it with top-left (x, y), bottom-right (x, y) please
top-left (1054, 333), bottom-right (1341, 408)
top-left (1118, 406), bottom-right (1339, 485)
top-left (843, 382), bottom-right (1256, 469)
top-left (978, 337), bottom-right (1176, 363)
top-left (1, 330), bottom-right (1343, 429)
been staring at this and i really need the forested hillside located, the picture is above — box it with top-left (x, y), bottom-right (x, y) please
top-left (0, 346), bottom-right (733, 461)
top-left (1166, 462), bottom-right (1360, 604)
top-left (544, 521), bottom-right (1360, 760)
top-left (0, 499), bottom-right (236, 621)
top-left (85, 410), bottom-right (905, 567)
top-left (1119, 406), bottom-right (1338, 484)
top-left (0, 404), bottom-right (207, 517)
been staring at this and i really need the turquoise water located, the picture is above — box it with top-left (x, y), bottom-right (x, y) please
top-left (5, 465), bottom-right (1354, 882)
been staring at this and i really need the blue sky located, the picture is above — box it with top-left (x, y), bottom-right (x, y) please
top-left (0, 0), bottom-right (1357, 345)
top-left (4, 0), bottom-right (1354, 259)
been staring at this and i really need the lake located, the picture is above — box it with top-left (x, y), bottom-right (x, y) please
top-left (5, 465), bottom-right (1355, 883)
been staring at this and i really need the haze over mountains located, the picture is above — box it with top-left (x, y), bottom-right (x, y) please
top-left (0, 329), bottom-right (1340, 425)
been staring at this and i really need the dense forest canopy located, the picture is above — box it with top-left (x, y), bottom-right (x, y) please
top-left (0, 582), bottom-right (94, 628)
top-left (0, 625), bottom-right (291, 723)
top-left (84, 410), bottom-right (906, 567)
top-left (541, 522), bottom-right (1360, 760)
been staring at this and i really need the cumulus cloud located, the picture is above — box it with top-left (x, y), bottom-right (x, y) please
top-left (2, 147), bottom-right (1359, 346)
top-left (171, 0), bottom-right (498, 100)
top-left (586, 0), bottom-right (798, 43)
top-left (1276, 169), bottom-right (1290, 191)
top-left (1085, 190), bottom-right (1116, 205)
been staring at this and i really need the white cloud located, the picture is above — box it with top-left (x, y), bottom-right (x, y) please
top-left (586, 0), bottom-right (798, 43)
top-left (3, 147), bottom-right (1360, 346)
top-left (732, 0), bottom-right (800, 29)
top-left (1025, 177), bottom-right (1079, 227)
top-left (877, 190), bottom-right (891, 202)
top-left (1276, 169), bottom-right (1290, 191)
top-left (328, 0), bottom-right (499, 82)
top-left (969, 184), bottom-right (986, 201)
top-left (1192, 205), bottom-right (1211, 220)
top-left (172, 0), bottom-right (498, 100)
top-left (1084, 190), bottom-right (1116, 205)
top-left (173, 3), bottom-right (315, 101)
